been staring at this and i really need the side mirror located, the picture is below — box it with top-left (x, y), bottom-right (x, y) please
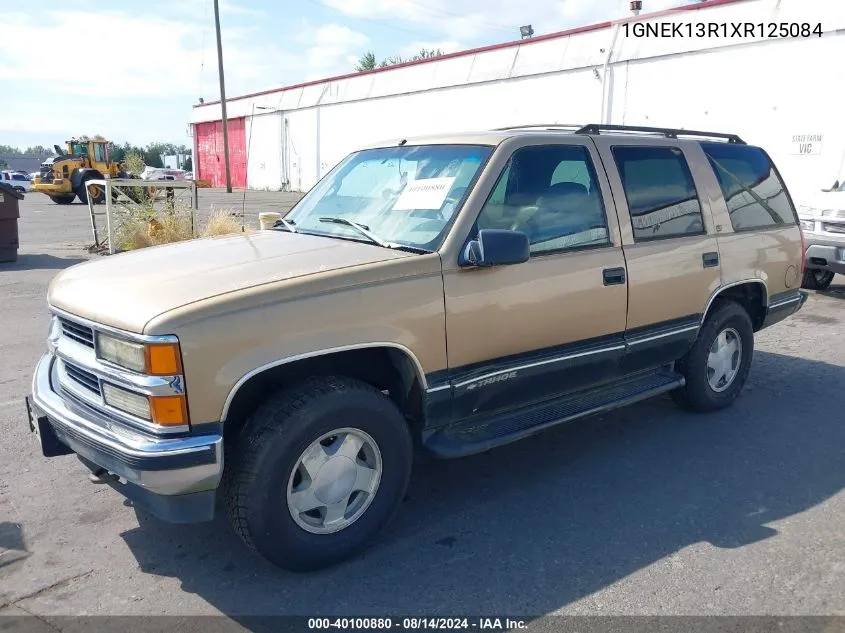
top-left (461, 229), bottom-right (530, 267)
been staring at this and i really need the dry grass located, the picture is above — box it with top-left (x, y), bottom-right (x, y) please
top-left (114, 203), bottom-right (254, 252)
top-left (203, 209), bottom-right (247, 237)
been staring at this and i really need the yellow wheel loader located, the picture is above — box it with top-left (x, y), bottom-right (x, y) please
top-left (32, 139), bottom-right (129, 205)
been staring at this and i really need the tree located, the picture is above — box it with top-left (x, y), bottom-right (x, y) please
top-left (184, 156), bottom-right (193, 172)
top-left (123, 151), bottom-right (146, 176)
top-left (355, 51), bottom-right (377, 72)
top-left (0, 160), bottom-right (7, 170)
top-left (356, 48), bottom-right (444, 71)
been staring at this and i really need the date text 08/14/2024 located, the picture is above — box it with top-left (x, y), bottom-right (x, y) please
top-left (623, 22), bottom-right (823, 38)
top-left (307, 619), bottom-right (527, 631)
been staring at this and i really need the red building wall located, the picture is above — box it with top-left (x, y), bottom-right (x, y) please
top-left (195, 117), bottom-right (247, 188)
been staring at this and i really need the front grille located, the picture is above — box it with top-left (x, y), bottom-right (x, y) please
top-left (59, 317), bottom-right (95, 348)
top-left (822, 222), bottom-right (845, 235)
top-left (63, 362), bottom-right (101, 396)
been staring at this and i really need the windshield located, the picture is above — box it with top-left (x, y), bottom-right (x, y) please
top-left (286, 144), bottom-right (492, 250)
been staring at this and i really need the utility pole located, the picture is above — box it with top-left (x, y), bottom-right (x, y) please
top-left (213, 0), bottom-right (232, 193)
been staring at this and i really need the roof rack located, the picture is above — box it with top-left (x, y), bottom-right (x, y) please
top-left (575, 124), bottom-right (746, 144)
top-left (495, 124), bottom-right (583, 131)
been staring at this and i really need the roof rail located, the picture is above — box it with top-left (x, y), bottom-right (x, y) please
top-left (575, 124), bottom-right (746, 144)
top-left (495, 123), bottom-right (583, 131)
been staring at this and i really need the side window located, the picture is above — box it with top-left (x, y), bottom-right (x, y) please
top-left (476, 145), bottom-right (610, 255)
top-left (93, 144), bottom-right (107, 163)
top-left (487, 163), bottom-right (510, 206)
top-left (700, 142), bottom-right (797, 231)
top-left (612, 146), bottom-right (704, 241)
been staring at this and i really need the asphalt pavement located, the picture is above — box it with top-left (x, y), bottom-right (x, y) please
top-left (1, 191), bottom-right (844, 625)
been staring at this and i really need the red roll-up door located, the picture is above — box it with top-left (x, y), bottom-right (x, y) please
top-left (195, 117), bottom-right (247, 188)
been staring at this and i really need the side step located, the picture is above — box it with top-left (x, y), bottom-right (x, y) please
top-left (423, 370), bottom-right (685, 458)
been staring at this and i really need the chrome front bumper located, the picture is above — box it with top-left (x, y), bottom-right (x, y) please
top-left (29, 352), bottom-right (223, 522)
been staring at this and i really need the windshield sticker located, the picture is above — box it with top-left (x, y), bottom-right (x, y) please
top-left (392, 177), bottom-right (456, 211)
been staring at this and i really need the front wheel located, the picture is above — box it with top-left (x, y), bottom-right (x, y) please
top-left (802, 268), bottom-right (835, 290)
top-left (77, 179), bottom-right (105, 205)
top-left (223, 376), bottom-right (413, 571)
top-left (671, 301), bottom-right (754, 412)
top-left (50, 195), bottom-right (75, 205)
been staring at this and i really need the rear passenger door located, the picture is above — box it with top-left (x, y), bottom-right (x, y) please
top-left (591, 138), bottom-right (722, 373)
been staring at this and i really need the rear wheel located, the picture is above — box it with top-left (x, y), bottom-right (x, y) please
top-left (802, 268), bottom-right (835, 290)
top-left (50, 195), bottom-right (75, 205)
top-left (223, 376), bottom-right (413, 571)
top-left (671, 301), bottom-right (754, 412)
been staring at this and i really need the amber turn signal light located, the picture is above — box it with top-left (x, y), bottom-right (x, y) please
top-left (145, 343), bottom-right (182, 376)
top-left (150, 395), bottom-right (188, 426)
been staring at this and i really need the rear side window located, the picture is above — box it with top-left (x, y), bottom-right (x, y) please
top-left (700, 143), bottom-right (797, 231)
top-left (611, 146), bottom-right (704, 241)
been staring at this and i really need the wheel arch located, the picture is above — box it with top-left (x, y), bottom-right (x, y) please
top-left (221, 343), bottom-right (428, 441)
top-left (701, 279), bottom-right (769, 331)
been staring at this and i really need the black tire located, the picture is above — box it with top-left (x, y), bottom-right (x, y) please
top-left (51, 195), bottom-right (74, 205)
top-left (802, 268), bottom-right (835, 290)
top-left (671, 301), bottom-right (754, 412)
top-left (223, 376), bottom-right (413, 571)
top-left (77, 178), bottom-right (105, 205)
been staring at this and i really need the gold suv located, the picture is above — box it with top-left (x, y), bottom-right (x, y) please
top-left (26, 124), bottom-right (808, 571)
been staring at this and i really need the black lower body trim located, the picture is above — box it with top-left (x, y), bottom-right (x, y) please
top-left (423, 369), bottom-right (684, 458)
top-left (760, 290), bottom-right (808, 330)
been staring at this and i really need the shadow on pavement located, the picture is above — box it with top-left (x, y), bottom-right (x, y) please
top-left (816, 283), bottom-right (845, 301)
top-left (120, 350), bottom-right (845, 623)
top-left (0, 254), bottom-right (86, 271)
top-left (0, 522), bottom-right (29, 571)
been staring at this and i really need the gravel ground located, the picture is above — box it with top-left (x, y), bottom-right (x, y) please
top-left (1, 191), bottom-right (844, 627)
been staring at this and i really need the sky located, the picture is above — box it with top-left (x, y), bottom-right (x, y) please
top-left (0, 0), bottom-right (691, 150)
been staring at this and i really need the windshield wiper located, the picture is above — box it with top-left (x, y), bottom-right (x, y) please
top-left (318, 216), bottom-right (391, 248)
top-left (273, 217), bottom-right (297, 233)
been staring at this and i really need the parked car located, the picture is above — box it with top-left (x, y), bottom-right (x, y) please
top-left (0, 170), bottom-right (31, 193)
top-left (140, 166), bottom-right (187, 181)
top-left (797, 180), bottom-right (845, 290)
top-left (26, 124), bottom-right (807, 572)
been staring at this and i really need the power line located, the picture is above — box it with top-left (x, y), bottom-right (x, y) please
top-left (199, 0), bottom-right (210, 99)
top-left (302, 0), bottom-right (442, 39)
top-left (399, 0), bottom-right (515, 34)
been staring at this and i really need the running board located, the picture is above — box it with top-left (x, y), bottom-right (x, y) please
top-left (423, 370), bottom-right (685, 458)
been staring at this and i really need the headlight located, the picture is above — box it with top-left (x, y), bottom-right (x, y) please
top-left (800, 219), bottom-right (815, 232)
top-left (102, 383), bottom-right (188, 426)
top-left (95, 333), bottom-right (182, 375)
top-left (102, 383), bottom-right (151, 419)
top-left (96, 334), bottom-right (146, 372)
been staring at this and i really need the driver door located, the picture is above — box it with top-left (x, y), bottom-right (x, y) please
top-left (442, 139), bottom-right (629, 421)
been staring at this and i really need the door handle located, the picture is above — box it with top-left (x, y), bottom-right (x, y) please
top-left (702, 252), bottom-right (720, 268)
top-left (603, 267), bottom-right (626, 286)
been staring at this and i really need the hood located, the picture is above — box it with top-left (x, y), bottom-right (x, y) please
top-left (48, 230), bottom-right (413, 332)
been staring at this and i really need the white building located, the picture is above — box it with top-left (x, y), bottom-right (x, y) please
top-left (189, 0), bottom-right (845, 202)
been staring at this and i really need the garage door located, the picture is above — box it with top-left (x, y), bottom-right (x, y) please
top-left (195, 117), bottom-right (247, 188)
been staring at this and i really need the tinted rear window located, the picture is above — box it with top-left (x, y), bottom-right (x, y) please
top-left (700, 143), bottom-right (797, 231)
top-left (611, 146), bottom-right (704, 241)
